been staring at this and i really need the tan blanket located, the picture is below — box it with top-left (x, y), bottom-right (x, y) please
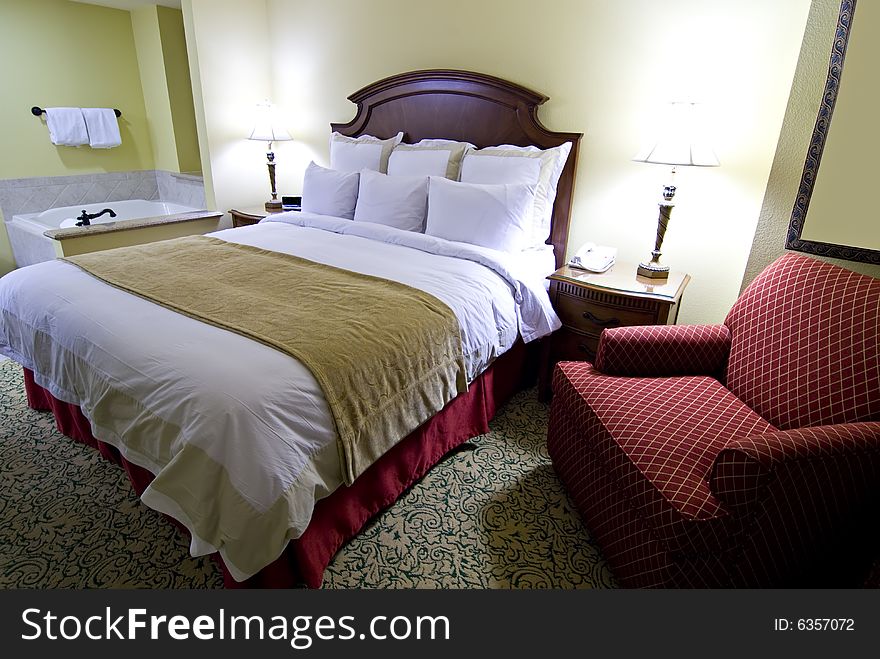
top-left (65, 235), bottom-right (466, 484)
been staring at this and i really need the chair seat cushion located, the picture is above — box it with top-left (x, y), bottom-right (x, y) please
top-left (554, 362), bottom-right (776, 520)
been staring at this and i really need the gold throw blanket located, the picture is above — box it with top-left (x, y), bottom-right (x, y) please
top-left (65, 235), bottom-right (467, 484)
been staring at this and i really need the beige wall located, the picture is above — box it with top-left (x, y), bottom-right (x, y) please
top-left (801, 0), bottom-right (878, 250)
top-left (0, 0), bottom-right (157, 274)
top-left (186, 0), bottom-right (813, 324)
top-left (181, 0), bottom-right (273, 222)
top-left (744, 0), bottom-right (880, 285)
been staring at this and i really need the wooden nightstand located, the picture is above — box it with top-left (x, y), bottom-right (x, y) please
top-left (228, 206), bottom-right (287, 228)
top-left (539, 262), bottom-right (690, 399)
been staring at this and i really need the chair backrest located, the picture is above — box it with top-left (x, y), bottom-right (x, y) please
top-left (725, 253), bottom-right (880, 430)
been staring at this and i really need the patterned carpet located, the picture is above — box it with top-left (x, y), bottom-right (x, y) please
top-left (0, 359), bottom-right (615, 588)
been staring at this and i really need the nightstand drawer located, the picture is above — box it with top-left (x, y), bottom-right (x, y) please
top-left (554, 293), bottom-right (656, 335)
top-left (552, 328), bottom-right (599, 363)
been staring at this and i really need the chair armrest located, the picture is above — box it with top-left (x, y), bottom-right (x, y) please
top-left (710, 422), bottom-right (880, 509)
top-left (594, 324), bottom-right (730, 377)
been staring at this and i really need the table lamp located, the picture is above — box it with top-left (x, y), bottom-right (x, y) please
top-left (248, 101), bottom-right (292, 212)
top-left (632, 102), bottom-right (719, 279)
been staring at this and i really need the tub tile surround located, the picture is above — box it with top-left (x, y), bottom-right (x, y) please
top-left (1, 171), bottom-right (206, 268)
top-left (0, 170), bottom-right (205, 224)
top-left (0, 172), bottom-right (158, 221)
top-left (157, 171), bottom-right (206, 208)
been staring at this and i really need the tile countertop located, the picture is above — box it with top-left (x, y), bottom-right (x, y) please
top-left (43, 210), bottom-right (223, 241)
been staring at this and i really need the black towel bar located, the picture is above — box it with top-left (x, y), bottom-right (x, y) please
top-left (31, 106), bottom-right (121, 117)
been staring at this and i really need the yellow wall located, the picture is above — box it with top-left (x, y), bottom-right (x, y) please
top-left (185, 0), bottom-right (813, 324)
top-left (157, 6), bottom-right (201, 174)
top-left (0, 0), bottom-right (158, 274)
top-left (131, 5), bottom-right (201, 175)
top-left (180, 1), bottom-right (216, 209)
top-left (0, 219), bottom-right (12, 276)
top-left (0, 231), bottom-right (10, 277)
top-left (132, 5), bottom-right (178, 172)
top-left (182, 0), bottom-right (273, 221)
top-left (0, 0), bottom-right (154, 179)
top-left (744, 0), bottom-right (880, 284)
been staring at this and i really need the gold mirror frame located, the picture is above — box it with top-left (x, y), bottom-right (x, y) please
top-left (787, 0), bottom-right (879, 265)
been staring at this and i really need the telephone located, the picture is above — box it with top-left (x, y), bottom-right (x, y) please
top-left (568, 242), bottom-right (617, 273)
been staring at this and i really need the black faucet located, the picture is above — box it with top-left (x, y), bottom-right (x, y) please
top-left (75, 208), bottom-right (117, 227)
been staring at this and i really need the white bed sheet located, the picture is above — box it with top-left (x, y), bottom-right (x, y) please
top-left (517, 244), bottom-right (558, 289)
top-left (0, 212), bottom-right (560, 580)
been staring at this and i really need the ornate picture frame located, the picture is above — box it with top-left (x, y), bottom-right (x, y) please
top-left (786, 0), bottom-right (879, 265)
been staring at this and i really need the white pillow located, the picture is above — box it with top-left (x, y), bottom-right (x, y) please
top-left (329, 131), bottom-right (404, 173)
top-left (460, 155), bottom-right (542, 186)
top-left (353, 169), bottom-right (429, 232)
top-left (388, 150), bottom-right (450, 178)
top-left (301, 161), bottom-right (359, 219)
top-left (387, 139), bottom-right (475, 179)
top-left (425, 177), bottom-right (535, 253)
top-left (459, 142), bottom-right (572, 248)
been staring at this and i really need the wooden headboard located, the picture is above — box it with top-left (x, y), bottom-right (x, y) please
top-left (331, 69), bottom-right (582, 268)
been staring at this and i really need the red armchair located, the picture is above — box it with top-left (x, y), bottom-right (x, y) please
top-left (547, 253), bottom-right (880, 587)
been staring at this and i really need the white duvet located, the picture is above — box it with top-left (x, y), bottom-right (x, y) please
top-left (0, 212), bottom-right (560, 580)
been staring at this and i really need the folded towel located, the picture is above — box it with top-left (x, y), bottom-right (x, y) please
top-left (82, 108), bottom-right (122, 149)
top-left (44, 107), bottom-right (89, 146)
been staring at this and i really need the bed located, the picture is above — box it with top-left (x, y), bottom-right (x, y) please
top-left (0, 69), bottom-right (581, 588)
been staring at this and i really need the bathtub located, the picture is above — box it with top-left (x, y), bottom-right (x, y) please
top-left (6, 199), bottom-right (218, 266)
top-left (17, 200), bottom-right (198, 232)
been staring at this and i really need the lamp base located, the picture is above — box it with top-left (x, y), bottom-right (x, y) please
top-left (637, 260), bottom-right (670, 279)
top-left (264, 199), bottom-right (282, 212)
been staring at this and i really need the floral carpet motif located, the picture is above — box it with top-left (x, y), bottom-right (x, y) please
top-left (0, 359), bottom-right (615, 588)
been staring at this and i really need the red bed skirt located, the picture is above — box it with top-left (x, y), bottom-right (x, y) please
top-left (23, 341), bottom-right (533, 588)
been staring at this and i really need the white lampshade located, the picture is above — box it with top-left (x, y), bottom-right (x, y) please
top-left (633, 101), bottom-right (719, 167)
top-left (248, 101), bottom-right (292, 142)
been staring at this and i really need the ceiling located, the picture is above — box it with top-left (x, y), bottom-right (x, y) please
top-left (69, 0), bottom-right (182, 10)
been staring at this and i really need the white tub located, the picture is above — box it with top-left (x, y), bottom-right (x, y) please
top-left (7, 199), bottom-right (201, 266)
top-left (18, 200), bottom-right (197, 231)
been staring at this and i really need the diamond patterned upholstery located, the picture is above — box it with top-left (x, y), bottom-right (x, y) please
top-left (595, 324), bottom-right (730, 378)
top-left (552, 363), bottom-right (774, 520)
top-left (725, 253), bottom-right (880, 429)
top-left (711, 422), bottom-right (880, 508)
top-left (547, 253), bottom-right (880, 587)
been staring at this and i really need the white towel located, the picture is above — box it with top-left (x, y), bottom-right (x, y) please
top-left (82, 108), bottom-right (122, 149)
top-left (44, 107), bottom-right (89, 146)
